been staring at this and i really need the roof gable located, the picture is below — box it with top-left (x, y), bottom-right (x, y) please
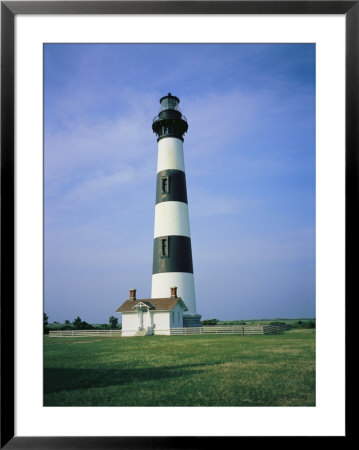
top-left (132, 301), bottom-right (154, 310)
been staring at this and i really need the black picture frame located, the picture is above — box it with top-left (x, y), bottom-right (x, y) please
top-left (1, 1), bottom-right (352, 447)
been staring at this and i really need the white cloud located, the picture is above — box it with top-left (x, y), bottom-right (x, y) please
top-left (64, 166), bottom-right (148, 203)
top-left (190, 192), bottom-right (244, 217)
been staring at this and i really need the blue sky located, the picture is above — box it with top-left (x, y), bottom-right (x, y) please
top-left (44, 43), bottom-right (315, 324)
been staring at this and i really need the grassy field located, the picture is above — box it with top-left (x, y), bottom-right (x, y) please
top-left (44, 329), bottom-right (315, 407)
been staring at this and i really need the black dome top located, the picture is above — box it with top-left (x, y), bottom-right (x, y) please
top-left (159, 92), bottom-right (180, 104)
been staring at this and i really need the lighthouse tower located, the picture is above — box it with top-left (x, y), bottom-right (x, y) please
top-left (151, 93), bottom-right (201, 327)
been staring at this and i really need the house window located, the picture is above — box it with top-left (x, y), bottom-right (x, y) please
top-left (178, 311), bottom-right (180, 322)
top-left (161, 237), bottom-right (169, 257)
top-left (172, 312), bottom-right (174, 323)
top-left (161, 176), bottom-right (169, 193)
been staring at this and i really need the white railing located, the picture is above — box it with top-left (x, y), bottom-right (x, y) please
top-left (171, 325), bottom-right (259, 335)
top-left (262, 325), bottom-right (288, 334)
top-left (49, 324), bottom-right (289, 338)
top-left (170, 324), bottom-right (289, 336)
top-left (49, 329), bottom-right (122, 337)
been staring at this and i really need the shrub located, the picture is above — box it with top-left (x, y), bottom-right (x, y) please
top-left (219, 320), bottom-right (246, 325)
top-left (201, 319), bottom-right (218, 326)
top-left (79, 321), bottom-right (93, 330)
top-left (72, 316), bottom-right (82, 329)
top-left (109, 315), bottom-right (119, 329)
top-left (44, 313), bottom-right (49, 334)
top-left (292, 320), bottom-right (315, 329)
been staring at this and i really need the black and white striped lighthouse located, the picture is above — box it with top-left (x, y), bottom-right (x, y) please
top-left (151, 93), bottom-right (201, 327)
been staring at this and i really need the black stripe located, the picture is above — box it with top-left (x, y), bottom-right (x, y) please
top-left (152, 235), bottom-right (193, 274)
top-left (156, 169), bottom-right (188, 204)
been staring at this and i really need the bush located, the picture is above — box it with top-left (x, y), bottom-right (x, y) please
top-left (79, 321), bottom-right (94, 330)
top-left (73, 316), bottom-right (82, 329)
top-left (44, 313), bottom-right (49, 334)
top-left (218, 320), bottom-right (246, 325)
top-left (201, 319), bottom-right (218, 326)
top-left (109, 315), bottom-right (119, 329)
top-left (292, 320), bottom-right (315, 329)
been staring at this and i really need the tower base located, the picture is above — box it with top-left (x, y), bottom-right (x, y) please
top-left (183, 314), bottom-right (202, 328)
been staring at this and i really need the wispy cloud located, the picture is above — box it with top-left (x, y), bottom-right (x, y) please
top-left (44, 43), bottom-right (315, 322)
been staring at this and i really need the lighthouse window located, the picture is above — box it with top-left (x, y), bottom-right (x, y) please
top-left (161, 176), bottom-right (169, 193)
top-left (161, 237), bottom-right (169, 257)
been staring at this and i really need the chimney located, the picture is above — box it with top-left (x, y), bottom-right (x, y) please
top-left (129, 289), bottom-right (136, 301)
top-left (170, 286), bottom-right (177, 298)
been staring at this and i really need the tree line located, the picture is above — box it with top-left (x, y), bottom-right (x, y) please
top-left (44, 313), bottom-right (120, 334)
top-left (201, 318), bottom-right (315, 328)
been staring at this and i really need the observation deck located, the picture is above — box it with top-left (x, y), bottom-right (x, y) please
top-left (152, 93), bottom-right (188, 142)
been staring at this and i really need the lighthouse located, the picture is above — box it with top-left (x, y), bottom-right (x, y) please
top-left (151, 93), bottom-right (201, 327)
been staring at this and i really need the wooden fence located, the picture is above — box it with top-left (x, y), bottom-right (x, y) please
top-left (49, 329), bottom-right (122, 338)
top-left (262, 324), bottom-right (290, 334)
top-left (49, 324), bottom-right (290, 338)
top-left (170, 324), bottom-right (288, 335)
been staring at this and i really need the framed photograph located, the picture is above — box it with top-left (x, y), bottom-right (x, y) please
top-left (1, 1), bottom-right (352, 447)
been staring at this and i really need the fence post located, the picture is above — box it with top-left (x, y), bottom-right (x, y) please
top-left (262, 325), bottom-right (264, 334)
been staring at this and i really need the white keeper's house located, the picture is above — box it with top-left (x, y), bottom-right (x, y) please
top-left (117, 287), bottom-right (189, 336)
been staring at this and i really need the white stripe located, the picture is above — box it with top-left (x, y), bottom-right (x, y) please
top-left (151, 272), bottom-right (197, 314)
top-left (157, 137), bottom-right (185, 173)
top-left (154, 202), bottom-right (191, 238)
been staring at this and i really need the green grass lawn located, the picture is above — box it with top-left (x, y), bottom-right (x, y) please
top-left (44, 329), bottom-right (315, 407)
